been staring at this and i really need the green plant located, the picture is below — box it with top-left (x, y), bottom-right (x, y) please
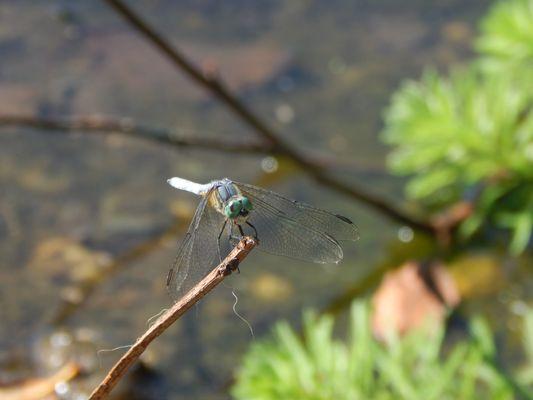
top-left (475, 0), bottom-right (533, 74)
top-left (232, 301), bottom-right (533, 400)
top-left (381, 0), bottom-right (533, 254)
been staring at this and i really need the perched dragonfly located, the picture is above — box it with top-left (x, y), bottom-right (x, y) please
top-left (166, 177), bottom-right (359, 297)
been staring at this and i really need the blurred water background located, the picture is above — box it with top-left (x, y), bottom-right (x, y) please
top-left (0, 1), bottom-right (531, 399)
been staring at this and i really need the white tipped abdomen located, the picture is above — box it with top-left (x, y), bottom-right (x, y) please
top-left (167, 177), bottom-right (211, 195)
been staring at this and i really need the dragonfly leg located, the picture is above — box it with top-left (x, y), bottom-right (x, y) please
top-left (228, 223), bottom-right (242, 274)
top-left (229, 222), bottom-right (234, 238)
top-left (245, 221), bottom-right (259, 241)
top-left (228, 222), bottom-right (241, 259)
top-left (217, 220), bottom-right (228, 263)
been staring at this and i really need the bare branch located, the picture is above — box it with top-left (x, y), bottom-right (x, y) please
top-left (102, 0), bottom-right (435, 234)
top-left (88, 237), bottom-right (257, 400)
top-left (0, 114), bottom-right (270, 154)
top-left (0, 113), bottom-right (384, 172)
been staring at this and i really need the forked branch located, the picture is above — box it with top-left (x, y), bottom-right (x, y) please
top-left (102, 0), bottom-right (435, 234)
top-left (88, 237), bottom-right (257, 400)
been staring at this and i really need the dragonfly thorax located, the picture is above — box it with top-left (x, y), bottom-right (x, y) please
top-left (213, 181), bottom-right (253, 221)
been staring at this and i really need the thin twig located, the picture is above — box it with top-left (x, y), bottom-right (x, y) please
top-left (0, 114), bottom-right (270, 154)
top-left (0, 361), bottom-right (80, 400)
top-left (88, 237), bottom-right (257, 400)
top-left (0, 113), bottom-right (385, 172)
top-left (102, 0), bottom-right (435, 234)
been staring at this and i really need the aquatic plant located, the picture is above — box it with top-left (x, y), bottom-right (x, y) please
top-left (381, 0), bottom-right (533, 254)
top-left (475, 0), bottom-right (533, 74)
top-left (232, 301), bottom-right (533, 400)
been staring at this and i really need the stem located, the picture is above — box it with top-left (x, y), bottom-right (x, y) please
top-left (0, 114), bottom-right (382, 171)
top-left (0, 114), bottom-right (269, 154)
top-left (88, 237), bottom-right (257, 400)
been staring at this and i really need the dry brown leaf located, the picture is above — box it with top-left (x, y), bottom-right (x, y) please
top-left (372, 261), bottom-right (460, 338)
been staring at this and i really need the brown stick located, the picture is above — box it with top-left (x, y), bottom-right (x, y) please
top-left (0, 114), bottom-right (383, 172)
top-left (88, 237), bottom-right (257, 400)
top-left (0, 114), bottom-right (270, 155)
top-left (102, 0), bottom-right (434, 234)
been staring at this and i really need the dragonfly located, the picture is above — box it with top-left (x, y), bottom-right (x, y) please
top-left (166, 177), bottom-right (359, 298)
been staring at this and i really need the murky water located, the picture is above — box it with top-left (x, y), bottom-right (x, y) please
top-left (0, 1), bottom-right (530, 399)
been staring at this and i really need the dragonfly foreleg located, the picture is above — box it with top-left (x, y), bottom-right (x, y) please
top-left (228, 222), bottom-right (240, 246)
top-left (229, 222), bottom-right (246, 247)
top-left (217, 219), bottom-right (228, 263)
top-left (228, 222), bottom-right (242, 274)
top-left (245, 221), bottom-right (259, 241)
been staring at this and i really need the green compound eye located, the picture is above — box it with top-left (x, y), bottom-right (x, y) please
top-left (225, 199), bottom-right (242, 219)
top-left (241, 197), bottom-right (253, 211)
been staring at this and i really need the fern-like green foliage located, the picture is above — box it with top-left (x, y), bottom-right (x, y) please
top-left (475, 0), bottom-right (533, 74)
top-left (232, 301), bottom-right (533, 400)
top-left (381, 0), bottom-right (533, 254)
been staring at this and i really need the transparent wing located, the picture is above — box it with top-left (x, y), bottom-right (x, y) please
top-left (235, 182), bottom-right (359, 241)
top-left (238, 192), bottom-right (343, 264)
top-left (166, 191), bottom-right (228, 300)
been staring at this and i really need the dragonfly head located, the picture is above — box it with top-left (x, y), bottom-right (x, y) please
top-left (224, 196), bottom-right (253, 219)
